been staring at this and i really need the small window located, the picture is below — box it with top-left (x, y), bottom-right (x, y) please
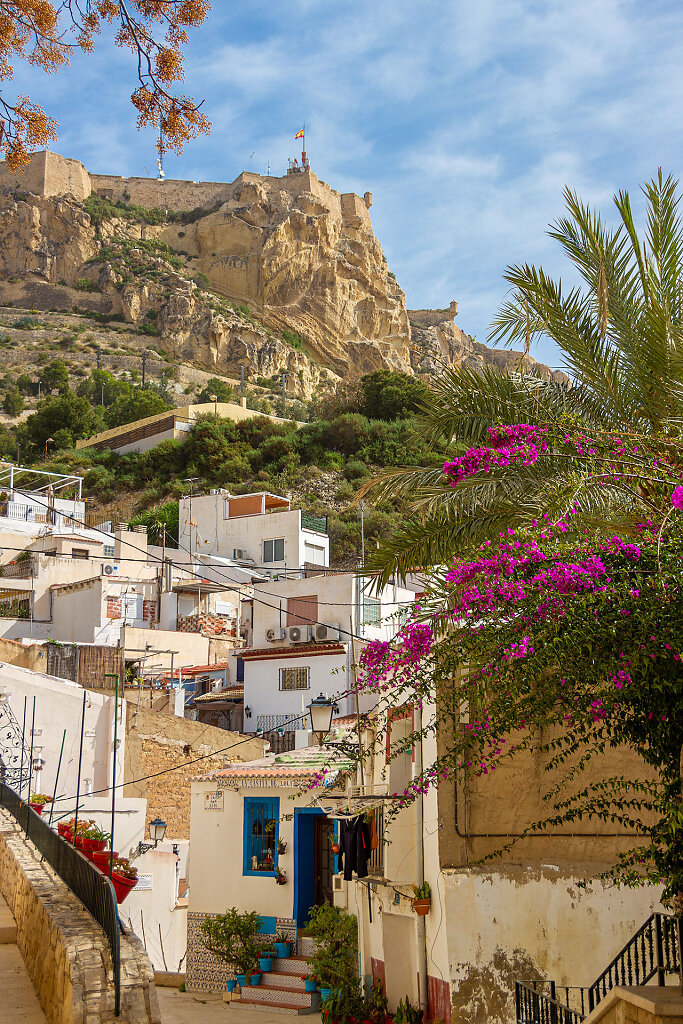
top-left (279, 667), bottom-right (310, 691)
top-left (122, 594), bottom-right (143, 622)
top-left (243, 797), bottom-right (279, 874)
top-left (263, 538), bottom-right (285, 563)
top-left (103, 545), bottom-right (115, 558)
top-left (71, 548), bottom-right (89, 560)
top-left (44, 549), bottom-right (57, 558)
top-left (363, 596), bottom-right (381, 627)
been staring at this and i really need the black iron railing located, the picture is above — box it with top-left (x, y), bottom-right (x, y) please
top-left (0, 783), bottom-right (121, 1016)
top-left (516, 913), bottom-right (681, 1024)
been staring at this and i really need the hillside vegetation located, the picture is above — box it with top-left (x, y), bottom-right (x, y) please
top-left (0, 349), bottom-right (440, 566)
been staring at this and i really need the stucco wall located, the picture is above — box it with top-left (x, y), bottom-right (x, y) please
top-left (443, 869), bottom-right (662, 1024)
top-left (0, 811), bottom-right (160, 1024)
top-left (0, 661), bottom-right (124, 797)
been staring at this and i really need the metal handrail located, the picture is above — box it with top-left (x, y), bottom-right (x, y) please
top-left (0, 783), bottom-right (121, 1016)
top-left (516, 913), bottom-right (681, 1024)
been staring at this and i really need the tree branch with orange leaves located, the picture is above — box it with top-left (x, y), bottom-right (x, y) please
top-left (0, 0), bottom-right (211, 170)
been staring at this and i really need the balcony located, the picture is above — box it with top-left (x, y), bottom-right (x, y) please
top-left (301, 510), bottom-right (328, 534)
top-left (176, 614), bottom-right (237, 637)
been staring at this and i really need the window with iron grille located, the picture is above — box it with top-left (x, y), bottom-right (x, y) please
top-left (369, 807), bottom-right (385, 876)
top-left (103, 545), bottom-right (115, 558)
top-left (363, 596), bottom-right (381, 627)
top-left (263, 538), bottom-right (285, 563)
top-left (243, 797), bottom-right (279, 874)
top-left (279, 667), bottom-right (310, 691)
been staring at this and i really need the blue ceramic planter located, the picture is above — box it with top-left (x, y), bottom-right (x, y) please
top-left (250, 973), bottom-right (262, 986)
top-left (236, 974), bottom-right (247, 987)
top-left (259, 957), bottom-right (274, 972)
top-left (320, 988), bottom-right (332, 1002)
top-left (226, 980), bottom-right (236, 993)
top-left (274, 942), bottom-right (291, 958)
top-left (305, 980), bottom-right (317, 993)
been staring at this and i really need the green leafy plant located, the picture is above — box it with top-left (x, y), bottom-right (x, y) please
top-left (29, 793), bottom-right (51, 805)
top-left (112, 857), bottom-right (138, 880)
top-left (411, 882), bottom-right (431, 900)
top-left (201, 909), bottom-right (269, 977)
top-left (306, 904), bottom-right (359, 993)
top-left (394, 996), bottom-right (423, 1024)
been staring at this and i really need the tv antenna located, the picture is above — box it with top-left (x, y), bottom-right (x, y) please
top-left (156, 124), bottom-right (165, 180)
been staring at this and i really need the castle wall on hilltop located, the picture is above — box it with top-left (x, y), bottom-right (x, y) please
top-left (0, 151), bottom-right (373, 229)
top-left (0, 150), bottom-right (91, 200)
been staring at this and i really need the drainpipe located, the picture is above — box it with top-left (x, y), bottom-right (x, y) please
top-left (414, 702), bottom-right (428, 1016)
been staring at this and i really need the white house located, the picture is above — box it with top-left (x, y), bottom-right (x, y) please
top-left (178, 490), bottom-right (330, 573)
top-left (237, 572), bottom-right (415, 740)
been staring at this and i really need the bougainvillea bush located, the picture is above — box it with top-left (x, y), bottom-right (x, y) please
top-left (350, 424), bottom-right (683, 902)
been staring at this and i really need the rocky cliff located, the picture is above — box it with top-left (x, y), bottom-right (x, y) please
top-left (0, 151), bottom-right (560, 392)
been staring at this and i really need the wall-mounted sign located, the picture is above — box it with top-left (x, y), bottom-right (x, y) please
top-left (204, 790), bottom-right (224, 811)
top-left (137, 873), bottom-right (153, 891)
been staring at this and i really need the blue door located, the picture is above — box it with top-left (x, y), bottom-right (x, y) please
top-left (293, 808), bottom-right (334, 927)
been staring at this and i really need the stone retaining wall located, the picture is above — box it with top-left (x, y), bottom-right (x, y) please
top-left (0, 812), bottom-right (160, 1024)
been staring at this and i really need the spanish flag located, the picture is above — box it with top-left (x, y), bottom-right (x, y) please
top-left (295, 129), bottom-right (305, 140)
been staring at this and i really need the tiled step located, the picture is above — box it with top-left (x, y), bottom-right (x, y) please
top-left (271, 955), bottom-right (311, 976)
top-left (263, 972), bottom-right (307, 991)
top-left (241, 984), bottom-right (312, 1008)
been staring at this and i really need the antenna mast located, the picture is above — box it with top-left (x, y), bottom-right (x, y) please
top-left (156, 124), bottom-right (165, 180)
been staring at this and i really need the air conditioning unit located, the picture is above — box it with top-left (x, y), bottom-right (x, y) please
top-left (314, 623), bottom-right (341, 642)
top-left (233, 548), bottom-right (246, 560)
top-left (266, 627), bottom-right (286, 642)
top-left (288, 625), bottom-right (311, 644)
top-left (101, 563), bottom-right (120, 576)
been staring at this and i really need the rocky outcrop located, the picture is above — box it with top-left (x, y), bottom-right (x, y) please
top-left (0, 153), bottom-right (560, 391)
top-left (409, 307), bottom-right (563, 382)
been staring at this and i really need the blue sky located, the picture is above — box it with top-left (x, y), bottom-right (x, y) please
top-left (9, 0), bottom-right (683, 369)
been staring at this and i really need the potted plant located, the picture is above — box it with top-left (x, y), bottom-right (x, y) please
top-left (306, 904), bottom-right (360, 1015)
top-left (277, 837), bottom-right (287, 855)
top-left (274, 931), bottom-right (292, 958)
top-left (93, 849), bottom-right (118, 872)
top-left (275, 867), bottom-right (287, 885)
top-left (73, 819), bottom-right (97, 849)
top-left (110, 857), bottom-right (139, 904)
top-left (330, 836), bottom-right (340, 855)
top-left (29, 793), bottom-right (51, 815)
top-left (411, 882), bottom-right (431, 916)
top-left (259, 950), bottom-right (275, 972)
top-left (200, 908), bottom-right (267, 989)
top-left (303, 974), bottom-right (318, 994)
top-left (81, 826), bottom-right (110, 860)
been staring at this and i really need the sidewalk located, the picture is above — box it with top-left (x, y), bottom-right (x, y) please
top-left (0, 893), bottom-right (47, 1024)
top-left (158, 987), bottom-right (323, 1024)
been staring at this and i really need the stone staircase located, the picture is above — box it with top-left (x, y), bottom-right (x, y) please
top-left (0, 892), bottom-right (48, 1024)
top-left (237, 954), bottom-right (321, 1015)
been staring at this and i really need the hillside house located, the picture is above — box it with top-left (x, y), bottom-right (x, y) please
top-left (178, 490), bottom-right (330, 573)
top-left (237, 571), bottom-right (414, 746)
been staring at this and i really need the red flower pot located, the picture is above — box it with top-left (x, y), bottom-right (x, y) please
top-left (29, 803), bottom-right (44, 815)
top-left (411, 898), bottom-right (431, 917)
top-left (82, 838), bottom-right (107, 860)
top-left (93, 850), bottom-right (117, 872)
top-left (74, 835), bottom-right (85, 850)
top-left (57, 822), bottom-right (69, 836)
top-left (111, 870), bottom-right (138, 904)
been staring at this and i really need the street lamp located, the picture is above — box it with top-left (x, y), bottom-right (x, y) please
top-left (308, 693), bottom-right (334, 744)
top-left (210, 393), bottom-right (218, 417)
top-left (137, 816), bottom-right (167, 856)
top-left (44, 437), bottom-right (54, 459)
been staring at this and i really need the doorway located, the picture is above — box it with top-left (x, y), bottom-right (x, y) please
top-left (293, 809), bottom-right (335, 927)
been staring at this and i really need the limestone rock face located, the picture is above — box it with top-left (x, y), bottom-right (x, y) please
top-left (0, 193), bottom-right (96, 282)
top-left (155, 171), bottom-right (411, 375)
top-left (159, 280), bottom-right (339, 398)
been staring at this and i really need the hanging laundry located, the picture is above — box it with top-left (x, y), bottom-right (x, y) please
top-left (339, 815), bottom-right (372, 880)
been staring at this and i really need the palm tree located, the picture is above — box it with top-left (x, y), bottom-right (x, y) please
top-left (362, 171), bottom-right (683, 586)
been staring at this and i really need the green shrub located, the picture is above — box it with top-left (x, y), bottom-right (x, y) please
top-left (74, 278), bottom-right (99, 292)
top-left (344, 459), bottom-right (369, 481)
